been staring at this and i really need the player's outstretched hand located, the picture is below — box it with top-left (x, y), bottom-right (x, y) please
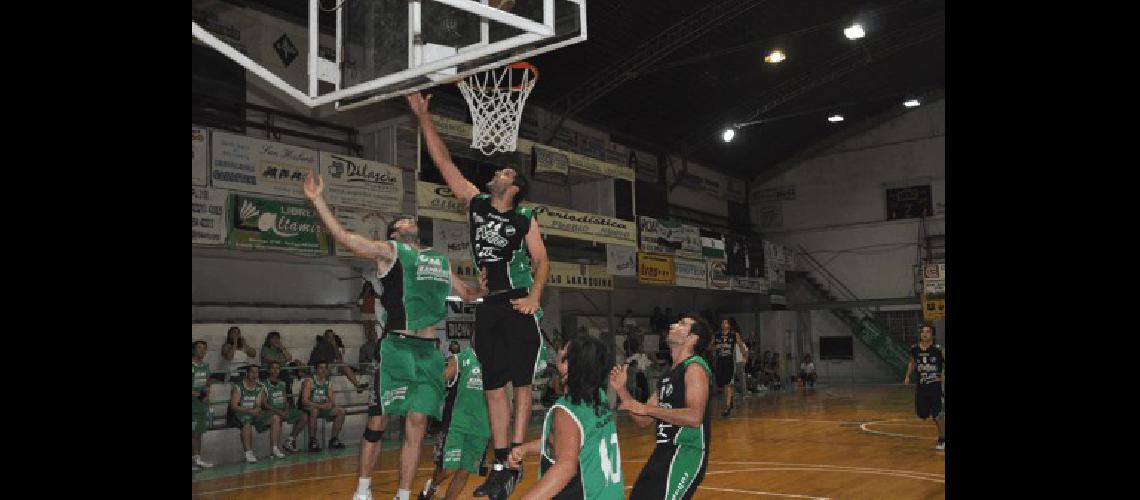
top-left (609, 365), bottom-right (628, 391)
top-left (406, 92), bottom-right (433, 117)
top-left (303, 169), bottom-right (323, 200)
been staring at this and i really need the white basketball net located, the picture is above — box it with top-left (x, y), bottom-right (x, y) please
top-left (457, 63), bottom-right (537, 156)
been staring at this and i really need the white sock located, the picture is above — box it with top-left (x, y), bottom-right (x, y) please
top-left (357, 478), bottom-right (371, 494)
top-left (192, 455), bottom-right (200, 461)
top-left (396, 488), bottom-right (411, 500)
top-left (421, 478), bottom-right (434, 494)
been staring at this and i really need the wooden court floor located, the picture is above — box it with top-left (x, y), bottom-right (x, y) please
top-left (192, 384), bottom-right (944, 499)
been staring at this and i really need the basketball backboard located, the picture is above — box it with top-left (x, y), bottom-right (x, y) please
top-left (191, 0), bottom-right (585, 111)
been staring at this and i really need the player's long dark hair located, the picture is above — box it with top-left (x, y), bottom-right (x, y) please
top-left (564, 335), bottom-right (612, 417)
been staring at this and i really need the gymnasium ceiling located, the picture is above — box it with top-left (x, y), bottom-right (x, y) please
top-left (236, 0), bottom-right (945, 181)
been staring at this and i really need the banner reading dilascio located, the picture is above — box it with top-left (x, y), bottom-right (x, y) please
top-left (229, 195), bottom-right (330, 256)
top-left (319, 151), bottom-right (403, 212)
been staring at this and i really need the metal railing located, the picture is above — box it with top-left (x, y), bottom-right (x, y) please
top-left (794, 245), bottom-right (910, 375)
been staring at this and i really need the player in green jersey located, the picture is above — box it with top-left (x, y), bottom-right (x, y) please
top-left (259, 360), bottom-right (309, 454)
top-left (509, 336), bottom-right (624, 500)
top-left (419, 347), bottom-right (491, 500)
top-left (229, 365), bottom-right (277, 463)
top-left (304, 170), bottom-right (484, 500)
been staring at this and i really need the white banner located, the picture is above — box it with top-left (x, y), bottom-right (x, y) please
top-left (210, 131), bottom-right (319, 198)
top-left (707, 259), bottom-right (731, 290)
top-left (433, 219), bottom-right (472, 267)
top-left (674, 257), bottom-right (708, 288)
top-left (320, 152), bottom-right (403, 212)
top-left (923, 263), bottom-right (946, 295)
top-left (333, 207), bottom-right (390, 257)
top-left (677, 225), bottom-right (702, 258)
top-left (606, 245), bottom-right (637, 277)
top-left (638, 216), bottom-right (699, 257)
top-left (192, 187), bottom-right (228, 246)
top-left (192, 126), bottom-right (210, 187)
top-left (731, 276), bottom-right (768, 294)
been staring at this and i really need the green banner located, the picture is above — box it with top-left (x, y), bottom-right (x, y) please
top-left (229, 195), bottom-right (330, 256)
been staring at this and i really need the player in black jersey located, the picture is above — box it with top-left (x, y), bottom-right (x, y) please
top-left (611, 314), bottom-right (714, 500)
top-left (711, 319), bottom-right (747, 417)
top-left (904, 324), bottom-right (946, 450)
top-left (409, 92), bottom-right (552, 500)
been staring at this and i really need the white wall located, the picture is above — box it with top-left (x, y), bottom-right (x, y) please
top-left (192, 250), bottom-right (368, 322)
top-left (751, 99), bottom-right (945, 300)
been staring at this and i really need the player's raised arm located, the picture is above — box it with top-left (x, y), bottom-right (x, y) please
top-left (406, 93), bottom-right (480, 205)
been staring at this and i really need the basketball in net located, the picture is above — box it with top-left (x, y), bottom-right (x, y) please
top-left (456, 61), bottom-right (538, 156)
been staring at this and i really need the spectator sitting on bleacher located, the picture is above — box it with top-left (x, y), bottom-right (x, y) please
top-left (192, 340), bottom-right (215, 471)
top-left (260, 331), bottom-right (303, 400)
top-left (301, 360), bottom-right (347, 452)
top-left (262, 361), bottom-right (309, 453)
top-left (308, 329), bottom-right (368, 394)
top-left (229, 365), bottom-right (282, 463)
top-left (221, 326), bottom-right (258, 383)
top-left (358, 327), bottom-right (380, 375)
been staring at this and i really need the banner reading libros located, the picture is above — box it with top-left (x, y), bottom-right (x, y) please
top-left (229, 195), bottom-right (330, 256)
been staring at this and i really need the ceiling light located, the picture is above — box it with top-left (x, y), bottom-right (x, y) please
top-left (844, 24), bottom-right (865, 40)
top-left (764, 50), bottom-right (785, 63)
top-left (722, 128), bottom-right (736, 142)
top-left (904, 99), bottom-right (921, 108)
top-left (828, 114), bottom-right (844, 123)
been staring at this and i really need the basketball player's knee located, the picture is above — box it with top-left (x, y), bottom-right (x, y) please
top-left (406, 412), bottom-right (427, 427)
top-left (363, 428), bottom-right (384, 443)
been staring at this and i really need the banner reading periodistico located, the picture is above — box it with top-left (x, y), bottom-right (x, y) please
top-left (416, 182), bottom-right (636, 246)
top-left (211, 130), bottom-right (318, 199)
top-left (319, 152), bottom-right (403, 212)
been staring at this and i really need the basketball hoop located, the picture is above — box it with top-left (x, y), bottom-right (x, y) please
top-left (456, 61), bottom-right (538, 156)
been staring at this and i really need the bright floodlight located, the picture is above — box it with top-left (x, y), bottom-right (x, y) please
top-left (764, 50), bottom-right (786, 63)
top-left (844, 24), bottom-right (865, 40)
top-left (904, 99), bottom-right (921, 108)
top-left (722, 128), bottom-right (736, 142)
top-left (828, 114), bottom-right (844, 123)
